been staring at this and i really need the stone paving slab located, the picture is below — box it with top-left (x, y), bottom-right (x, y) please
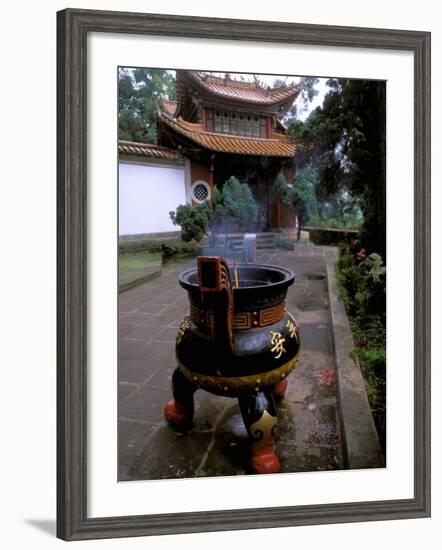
top-left (118, 244), bottom-right (343, 481)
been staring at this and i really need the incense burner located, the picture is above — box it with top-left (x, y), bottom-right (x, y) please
top-left (164, 256), bottom-right (300, 474)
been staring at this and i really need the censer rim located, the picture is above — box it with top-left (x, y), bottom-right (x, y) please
top-left (178, 262), bottom-right (295, 292)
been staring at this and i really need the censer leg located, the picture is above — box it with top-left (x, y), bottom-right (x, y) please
top-left (238, 391), bottom-right (280, 474)
top-left (164, 368), bottom-right (196, 429)
top-left (271, 378), bottom-right (289, 401)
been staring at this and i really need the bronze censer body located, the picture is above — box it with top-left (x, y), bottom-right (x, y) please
top-left (164, 256), bottom-right (300, 474)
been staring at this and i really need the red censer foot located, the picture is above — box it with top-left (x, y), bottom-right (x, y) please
top-left (272, 379), bottom-right (288, 400)
top-left (164, 400), bottom-right (193, 428)
top-left (250, 443), bottom-right (281, 474)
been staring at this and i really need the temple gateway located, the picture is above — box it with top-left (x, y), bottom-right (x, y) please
top-left (118, 71), bottom-right (303, 238)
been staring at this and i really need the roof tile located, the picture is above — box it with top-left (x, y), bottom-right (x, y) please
top-left (118, 140), bottom-right (182, 160)
top-left (187, 71), bottom-right (303, 106)
top-left (158, 112), bottom-right (296, 157)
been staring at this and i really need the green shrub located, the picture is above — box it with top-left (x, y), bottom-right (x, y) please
top-left (169, 202), bottom-right (212, 243)
top-left (353, 346), bottom-right (386, 450)
top-left (212, 176), bottom-right (258, 231)
top-left (119, 239), bottom-right (198, 259)
top-left (309, 216), bottom-right (362, 230)
top-left (337, 249), bottom-right (386, 452)
top-left (336, 250), bottom-right (386, 316)
top-left (170, 176), bottom-right (258, 244)
top-left (359, 347), bottom-right (386, 380)
top-left (275, 237), bottom-right (294, 251)
top-left (273, 168), bottom-right (319, 224)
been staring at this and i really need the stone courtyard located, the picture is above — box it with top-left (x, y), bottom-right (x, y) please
top-left (118, 243), bottom-right (343, 481)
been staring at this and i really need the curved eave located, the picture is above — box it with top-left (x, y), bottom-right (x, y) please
top-left (158, 112), bottom-right (296, 158)
top-left (183, 70), bottom-right (303, 109)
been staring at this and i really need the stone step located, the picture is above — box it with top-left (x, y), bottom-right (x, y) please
top-left (226, 241), bottom-right (276, 251)
top-left (225, 232), bottom-right (295, 251)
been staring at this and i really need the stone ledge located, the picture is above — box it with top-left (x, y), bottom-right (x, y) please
top-left (326, 263), bottom-right (385, 469)
top-left (307, 226), bottom-right (359, 246)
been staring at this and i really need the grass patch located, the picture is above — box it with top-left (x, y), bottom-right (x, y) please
top-left (119, 252), bottom-right (162, 292)
top-left (119, 252), bottom-right (162, 270)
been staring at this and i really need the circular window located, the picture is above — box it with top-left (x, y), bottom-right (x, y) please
top-left (192, 180), bottom-right (211, 204)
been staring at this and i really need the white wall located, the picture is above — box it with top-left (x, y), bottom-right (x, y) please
top-left (1, 1), bottom-right (440, 549)
top-left (119, 161), bottom-right (185, 235)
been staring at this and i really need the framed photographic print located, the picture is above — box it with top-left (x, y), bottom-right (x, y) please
top-left (57, 8), bottom-right (431, 541)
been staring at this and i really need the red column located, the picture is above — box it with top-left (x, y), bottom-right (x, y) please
top-left (209, 154), bottom-right (215, 203)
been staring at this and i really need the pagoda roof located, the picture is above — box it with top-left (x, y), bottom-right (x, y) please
top-left (182, 71), bottom-right (303, 107)
top-left (119, 140), bottom-right (183, 161)
top-left (157, 111), bottom-right (296, 157)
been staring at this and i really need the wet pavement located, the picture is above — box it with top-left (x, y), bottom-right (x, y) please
top-left (118, 243), bottom-right (342, 480)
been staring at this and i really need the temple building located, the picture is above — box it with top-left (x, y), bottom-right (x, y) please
top-left (118, 70), bottom-right (302, 238)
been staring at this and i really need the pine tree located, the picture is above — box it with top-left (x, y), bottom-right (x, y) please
top-left (118, 68), bottom-right (177, 143)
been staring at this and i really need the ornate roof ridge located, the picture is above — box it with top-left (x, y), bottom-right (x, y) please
top-left (182, 71), bottom-right (303, 105)
top-left (197, 72), bottom-right (269, 90)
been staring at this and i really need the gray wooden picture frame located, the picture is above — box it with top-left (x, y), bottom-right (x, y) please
top-left (57, 8), bottom-right (431, 541)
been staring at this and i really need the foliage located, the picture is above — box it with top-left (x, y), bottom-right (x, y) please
top-left (349, 313), bottom-right (386, 350)
top-left (118, 68), bottom-right (176, 143)
top-left (212, 177), bottom-right (258, 232)
top-left (292, 167), bottom-right (320, 222)
top-left (336, 250), bottom-right (386, 452)
top-left (336, 250), bottom-right (386, 317)
top-left (274, 237), bottom-right (294, 251)
top-left (351, 344), bottom-right (386, 451)
top-left (309, 217), bottom-right (362, 230)
top-left (288, 79), bottom-right (386, 257)
top-left (281, 77), bottom-right (320, 121)
top-left (160, 243), bottom-right (196, 258)
top-left (273, 174), bottom-right (296, 206)
top-left (169, 202), bottom-right (212, 243)
top-left (119, 238), bottom-right (199, 259)
top-left (273, 167), bottom-right (319, 224)
top-left (363, 252), bottom-right (386, 283)
top-left (170, 177), bottom-right (258, 243)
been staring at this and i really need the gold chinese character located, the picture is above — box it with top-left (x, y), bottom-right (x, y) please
top-left (270, 331), bottom-right (286, 359)
top-left (286, 315), bottom-right (299, 343)
top-left (176, 317), bottom-right (191, 344)
top-left (288, 312), bottom-right (299, 329)
top-left (286, 318), bottom-right (297, 339)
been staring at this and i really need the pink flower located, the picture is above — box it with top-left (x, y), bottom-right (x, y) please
top-left (356, 248), bottom-right (367, 261)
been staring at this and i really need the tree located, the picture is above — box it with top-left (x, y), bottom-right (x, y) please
top-left (118, 68), bottom-right (177, 143)
top-left (212, 177), bottom-right (258, 233)
top-left (288, 79), bottom-right (386, 256)
top-left (170, 177), bottom-right (258, 243)
top-left (169, 202), bottom-right (212, 242)
top-left (282, 77), bottom-right (320, 123)
top-left (273, 168), bottom-right (319, 225)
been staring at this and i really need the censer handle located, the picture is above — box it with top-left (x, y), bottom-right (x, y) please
top-left (197, 256), bottom-right (235, 353)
